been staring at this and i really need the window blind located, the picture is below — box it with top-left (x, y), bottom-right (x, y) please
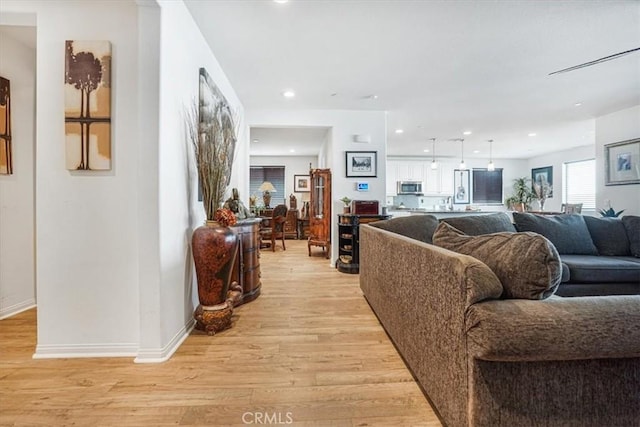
top-left (250, 166), bottom-right (285, 206)
top-left (563, 159), bottom-right (595, 210)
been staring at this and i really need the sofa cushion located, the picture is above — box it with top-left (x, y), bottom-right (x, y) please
top-left (622, 215), bottom-right (640, 257)
top-left (433, 222), bottom-right (562, 299)
top-left (512, 212), bottom-right (598, 255)
top-left (561, 255), bottom-right (640, 284)
top-left (583, 216), bottom-right (630, 256)
top-left (369, 214), bottom-right (439, 244)
top-left (440, 212), bottom-right (516, 236)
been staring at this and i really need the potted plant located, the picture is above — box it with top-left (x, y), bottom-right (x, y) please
top-left (187, 99), bottom-right (241, 335)
top-left (532, 180), bottom-right (553, 211)
top-left (340, 196), bottom-right (352, 214)
top-left (505, 177), bottom-right (536, 212)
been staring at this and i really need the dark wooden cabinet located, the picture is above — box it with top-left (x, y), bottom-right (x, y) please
top-left (230, 218), bottom-right (262, 304)
top-left (284, 209), bottom-right (299, 239)
top-left (308, 168), bottom-right (331, 258)
top-left (337, 214), bottom-right (391, 274)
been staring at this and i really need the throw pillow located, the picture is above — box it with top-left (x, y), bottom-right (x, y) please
top-left (432, 222), bottom-right (562, 299)
top-left (370, 215), bottom-right (439, 244)
top-left (512, 212), bottom-right (598, 255)
top-left (622, 215), bottom-right (640, 258)
top-left (583, 216), bottom-right (631, 256)
top-left (440, 212), bottom-right (516, 236)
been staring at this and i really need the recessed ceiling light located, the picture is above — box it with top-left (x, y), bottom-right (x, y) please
top-left (463, 131), bottom-right (472, 135)
top-left (289, 149), bottom-right (295, 153)
top-left (423, 149), bottom-right (430, 153)
top-left (283, 90), bottom-right (295, 98)
top-left (395, 129), bottom-right (404, 134)
top-left (528, 133), bottom-right (537, 137)
top-left (364, 94), bottom-right (378, 100)
top-left (252, 139), bottom-right (259, 143)
top-left (574, 102), bottom-right (582, 107)
top-left (273, 0), bottom-right (289, 3)
top-left (473, 150), bottom-right (480, 154)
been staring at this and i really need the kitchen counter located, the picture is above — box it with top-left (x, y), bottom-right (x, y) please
top-left (388, 208), bottom-right (498, 219)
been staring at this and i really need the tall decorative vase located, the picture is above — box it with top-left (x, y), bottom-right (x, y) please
top-left (192, 220), bottom-right (239, 335)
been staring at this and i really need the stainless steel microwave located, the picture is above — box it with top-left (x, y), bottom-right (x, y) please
top-left (397, 181), bottom-right (423, 195)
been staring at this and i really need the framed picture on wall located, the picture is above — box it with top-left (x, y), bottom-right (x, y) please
top-left (294, 174), bottom-right (311, 192)
top-left (346, 151), bottom-right (377, 177)
top-left (531, 166), bottom-right (553, 198)
top-left (605, 138), bottom-right (640, 185)
top-left (453, 169), bottom-right (470, 204)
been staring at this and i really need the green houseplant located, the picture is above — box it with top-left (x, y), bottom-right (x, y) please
top-left (340, 196), bottom-right (352, 214)
top-left (505, 177), bottom-right (537, 211)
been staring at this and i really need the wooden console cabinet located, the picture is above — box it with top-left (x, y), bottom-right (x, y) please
top-left (231, 218), bottom-right (262, 304)
top-left (337, 214), bottom-right (391, 274)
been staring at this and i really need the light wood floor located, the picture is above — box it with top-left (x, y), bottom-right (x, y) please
top-left (0, 240), bottom-right (441, 426)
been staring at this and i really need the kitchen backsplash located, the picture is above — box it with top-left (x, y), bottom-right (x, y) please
top-left (392, 194), bottom-right (451, 209)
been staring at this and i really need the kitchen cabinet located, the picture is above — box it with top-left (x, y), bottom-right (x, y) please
top-left (396, 161), bottom-right (425, 182)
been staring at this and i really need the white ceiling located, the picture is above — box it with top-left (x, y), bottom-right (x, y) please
top-left (250, 126), bottom-right (330, 156)
top-left (186, 0), bottom-right (640, 160)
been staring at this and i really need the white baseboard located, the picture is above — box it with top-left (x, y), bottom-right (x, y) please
top-left (33, 342), bottom-right (138, 359)
top-left (0, 299), bottom-right (36, 320)
top-left (134, 319), bottom-right (195, 364)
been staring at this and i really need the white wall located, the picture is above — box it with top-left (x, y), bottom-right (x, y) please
top-left (0, 27), bottom-right (36, 319)
top-left (0, 0), bottom-right (247, 361)
top-left (595, 105), bottom-right (640, 216)
top-left (150, 0), bottom-right (246, 361)
top-left (528, 144), bottom-right (596, 213)
top-left (250, 155), bottom-right (318, 206)
top-left (247, 109), bottom-right (387, 264)
top-left (0, 0), bottom-right (143, 357)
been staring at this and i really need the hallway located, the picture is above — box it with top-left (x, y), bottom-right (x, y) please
top-left (0, 239), bottom-right (440, 426)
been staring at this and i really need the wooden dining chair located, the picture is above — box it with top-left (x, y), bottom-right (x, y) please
top-left (260, 204), bottom-right (288, 252)
top-left (562, 203), bottom-right (583, 214)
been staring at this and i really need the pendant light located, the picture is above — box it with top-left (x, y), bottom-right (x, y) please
top-left (459, 138), bottom-right (467, 169)
top-left (429, 138), bottom-right (438, 169)
top-left (487, 139), bottom-right (495, 171)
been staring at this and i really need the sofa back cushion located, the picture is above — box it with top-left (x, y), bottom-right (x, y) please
top-left (369, 214), bottom-right (439, 244)
top-left (583, 216), bottom-right (631, 256)
top-left (433, 222), bottom-right (562, 299)
top-left (440, 212), bottom-right (516, 236)
top-left (512, 212), bottom-right (598, 255)
top-left (622, 215), bottom-right (640, 257)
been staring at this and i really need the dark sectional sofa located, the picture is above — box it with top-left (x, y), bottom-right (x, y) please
top-left (371, 212), bottom-right (640, 296)
top-left (360, 213), bottom-right (640, 427)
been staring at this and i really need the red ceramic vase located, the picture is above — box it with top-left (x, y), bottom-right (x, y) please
top-left (192, 220), bottom-right (239, 307)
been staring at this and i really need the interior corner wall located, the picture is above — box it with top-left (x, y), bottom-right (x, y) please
top-left (595, 105), bottom-right (640, 216)
top-left (527, 144), bottom-right (596, 213)
top-left (0, 27), bottom-right (36, 319)
top-left (152, 0), bottom-right (246, 360)
top-left (246, 109), bottom-right (387, 264)
top-left (1, 0), bottom-right (142, 357)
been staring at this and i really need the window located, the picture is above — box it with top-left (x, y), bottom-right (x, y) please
top-left (250, 166), bottom-right (285, 206)
top-left (472, 168), bottom-right (503, 204)
top-left (563, 159), bottom-right (595, 210)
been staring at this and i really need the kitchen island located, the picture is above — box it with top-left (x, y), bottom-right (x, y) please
top-left (388, 208), bottom-right (503, 220)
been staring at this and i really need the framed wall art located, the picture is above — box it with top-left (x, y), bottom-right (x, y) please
top-left (531, 166), bottom-right (553, 197)
top-left (0, 76), bottom-right (12, 175)
top-left (346, 151), bottom-right (377, 177)
top-left (453, 169), bottom-right (470, 204)
top-left (605, 138), bottom-right (640, 186)
top-left (65, 40), bottom-right (112, 170)
top-left (294, 174), bottom-right (310, 192)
